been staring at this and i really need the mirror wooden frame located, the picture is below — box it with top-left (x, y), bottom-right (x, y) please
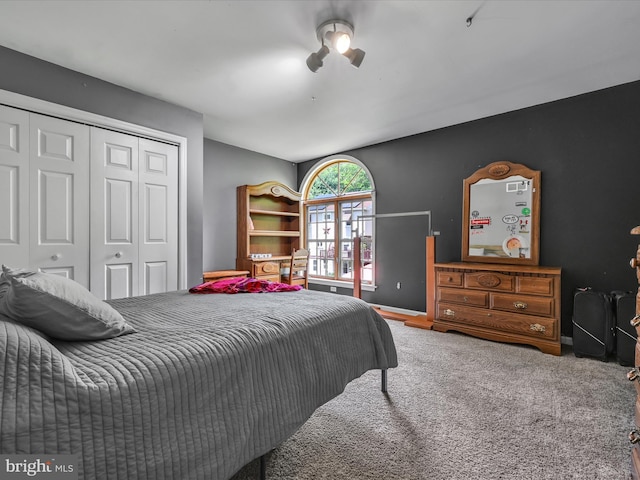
top-left (461, 161), bottom-right (541, 266)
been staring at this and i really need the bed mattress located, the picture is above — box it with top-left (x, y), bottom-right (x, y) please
top-left (0, 289), bottom-right (397, 479)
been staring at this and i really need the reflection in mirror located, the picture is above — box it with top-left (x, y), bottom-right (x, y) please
top-left (469, 175), bottom-right (533, 259)
top-left (462, 161), bottom-right (540, 266)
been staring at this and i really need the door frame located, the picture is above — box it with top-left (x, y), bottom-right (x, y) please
top-left (0, 88), bottom-right (188, 289)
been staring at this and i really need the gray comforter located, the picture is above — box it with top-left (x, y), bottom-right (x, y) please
top-left (0, 289), bottom-right (397, 479)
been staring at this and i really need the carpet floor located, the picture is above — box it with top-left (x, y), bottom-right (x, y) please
top-left (231, 319), bottom-right (635, 479)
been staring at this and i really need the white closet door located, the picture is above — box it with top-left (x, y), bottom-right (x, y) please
top-left (90, 128), bottom-right (139, 300)
top-left (138, 139), bottom-right (178, 295)
top-left (0, 105), bottom-right (29, 269)
top-left (29, 113), bottom-right (90, 286)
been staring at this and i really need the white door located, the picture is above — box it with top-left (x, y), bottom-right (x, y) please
top-left (90, 129), bottom-right (179, 299)
top-left (29, 113), bottom-right (90, 286)
top-left (90, 128), bottom-right (139, 299)
top-left (138, 139), bottom-right (178, 295)
top-left (0, 105), bottom-right (29, 269)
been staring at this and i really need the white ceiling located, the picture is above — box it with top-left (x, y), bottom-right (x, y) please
top-left (1, 0), bottom-right (640, 163)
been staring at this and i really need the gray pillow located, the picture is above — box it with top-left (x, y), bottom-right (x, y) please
top-left (0, 276), bottom-right (8, 299)
top-left (0, 265), bottom-right (135, 341)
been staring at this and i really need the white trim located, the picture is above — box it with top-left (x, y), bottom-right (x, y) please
top-left (300, 154), bottom-right (377, 287)
top-left (299, 154), bottom-right (376, 196)
top-left (309, 277), bottom-right (377, 292)
top-left (0, 88), bottom-right (189, 289)
top-left (369, 304), bottom-right (426, 317)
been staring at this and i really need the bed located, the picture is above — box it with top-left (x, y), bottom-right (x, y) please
top-left (0, 269), bottom-right (397, 480)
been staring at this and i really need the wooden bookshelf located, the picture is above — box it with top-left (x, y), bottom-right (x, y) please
top-left (236, 181), bottom-right (302, 281)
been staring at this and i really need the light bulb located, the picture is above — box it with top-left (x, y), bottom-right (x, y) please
top-left (335, 33), bottom-right (351, 54)
top-left (325, 30), bottom-right (351, 54)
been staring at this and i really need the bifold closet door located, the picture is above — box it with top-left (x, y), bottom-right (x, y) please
top-left (29, 114), bottom-right (90, 286)
top-left (0, 106), bottom-right (90, 285)
top-left (90, 128), bottom-right (178, 300)
top-left (0, 105), bottom-right (30, 269)
top-left (90, 128), bottom-right (140, 299)
top-left (138, 138), bottom-right (178, 296)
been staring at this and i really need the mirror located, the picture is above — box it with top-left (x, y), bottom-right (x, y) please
top-left (462, 161), bottom-right (540, 265)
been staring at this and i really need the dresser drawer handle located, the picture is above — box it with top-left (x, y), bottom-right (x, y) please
top-left (529, 323), bottom-right (546, 333)
top-left (627, 368), bottom-right (640, 382)
top-left (630, 429), bottom-right (640, 444)
top-left (514, 301), bottom-right (528, 309)
top-left (631, 315), bottom-right (640, 328)
top-left (444, 308), bottom-right (455, 317)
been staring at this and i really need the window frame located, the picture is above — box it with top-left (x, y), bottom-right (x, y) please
top-left (300, 155), bottom-right (376, 291)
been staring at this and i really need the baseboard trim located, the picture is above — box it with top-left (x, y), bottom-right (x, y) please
top-left (370, 304), bottom-right (433, 330)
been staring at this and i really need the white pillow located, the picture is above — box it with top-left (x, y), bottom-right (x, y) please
top-left (0, 265), bottom-right (135, 341)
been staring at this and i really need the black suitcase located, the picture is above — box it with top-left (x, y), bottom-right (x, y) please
top-left (572, 288), bottom-right (615, 360)
top-left (612, 290), bottom-right (637, 366)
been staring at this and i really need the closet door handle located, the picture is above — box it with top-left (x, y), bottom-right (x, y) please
top-left (51, 253), bottom-right (62, 261)
top-left (114, 251), bottom-right (123, 258)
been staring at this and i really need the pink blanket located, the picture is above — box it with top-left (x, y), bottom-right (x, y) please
top-left (189, 277), bottom-right (302, 294)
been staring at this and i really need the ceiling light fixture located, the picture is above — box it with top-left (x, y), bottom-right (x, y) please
top-left (306, 19), bottom-right (366, 73)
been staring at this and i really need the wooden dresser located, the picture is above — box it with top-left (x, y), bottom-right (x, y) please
top-left (627, 227), bottom-right (640, 476)
top-left (433, 262), bottom-right (562, 355)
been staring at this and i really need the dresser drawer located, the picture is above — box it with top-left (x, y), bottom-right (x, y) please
top-left (256, 274), bottom-right (280, 283)
top-left (464, 272), bottom-right (514, 292)
top-left (439, 287), bottom-right (488, 307)
top-left (490, 293), bottom-right (554, 317)
top-left (636, 341), bottom-right (640, 367)
top-left (253, 261), bottom-right (280, 277)
top-left (437, 303), bottom-right (556, 339)
top-left (516, 276), bottom-right (554, 296)
top-left (632, 445), bottom-right (640, 480)
top-left (437, 271), bottom-right (463, 287)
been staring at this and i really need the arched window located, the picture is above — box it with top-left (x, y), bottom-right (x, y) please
top-left (301, 156), bottom-right (375, 285)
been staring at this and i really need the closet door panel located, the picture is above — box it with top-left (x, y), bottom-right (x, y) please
top-left (0, 106), bottom-right (29, 268)
top-left (106, 178), bottom-right (134, 242)
top-left (139, 139), bottom-right (178, 295)
top-left (29, 114), bottom-right (90, 287)
top-left (91, 128), bottom-right (139, 299)
top-left (37, 170), bottom-right (73, 244)
top-left (106, 263), bottom-right (134, 299)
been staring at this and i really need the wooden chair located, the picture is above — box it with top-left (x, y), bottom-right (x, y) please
top-left (286, 248), bottom-right (309, 289)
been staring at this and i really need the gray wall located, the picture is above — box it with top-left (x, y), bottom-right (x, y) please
top-left (299, 80), bottom-right (640, 337)
top-left (0, 46), bottom-right (205, 287)
top-left (202, 138), bottom-right (297, 273)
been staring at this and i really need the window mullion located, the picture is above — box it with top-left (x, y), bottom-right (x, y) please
top-left (333, 199), bottom-right (339, 281)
